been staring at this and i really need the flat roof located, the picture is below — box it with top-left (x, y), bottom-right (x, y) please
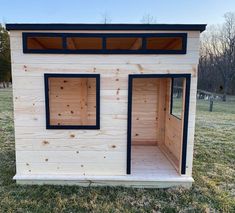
top-left (6, 23), bottom-right (206, 32)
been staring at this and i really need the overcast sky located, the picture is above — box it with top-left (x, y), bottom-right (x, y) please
top-left (1, 0), bottom-right (235, 25)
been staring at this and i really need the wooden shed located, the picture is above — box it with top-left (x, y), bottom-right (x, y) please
top-left (6, 23), bottom-right (206, 188)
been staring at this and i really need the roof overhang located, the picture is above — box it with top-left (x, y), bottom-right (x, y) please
top-left (6, 23), bottom-right (206, 32)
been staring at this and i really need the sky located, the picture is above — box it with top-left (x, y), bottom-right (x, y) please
top-left (0, 0), bottom-right (235, 26)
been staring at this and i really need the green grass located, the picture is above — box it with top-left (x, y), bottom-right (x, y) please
top-left (0, 89), bottom-right (234, 212)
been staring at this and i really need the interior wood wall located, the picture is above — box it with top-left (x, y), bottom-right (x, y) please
top-left (10, 30), bottom-right (200, 177)
top-left (132, 78), bottom-right (159, 145)
top-left (159, 79), bottom-right (185, 173)
top-left (49, 77), bottom-right (96, 126)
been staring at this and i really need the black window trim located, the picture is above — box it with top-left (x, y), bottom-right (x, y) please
top-left (44, 73), bottom-right (100, 130)
top-left (23, 32), bottom-right (187, 54)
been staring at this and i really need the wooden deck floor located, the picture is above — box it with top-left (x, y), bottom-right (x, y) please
top-left (131, 145), bottom-right (179, 177)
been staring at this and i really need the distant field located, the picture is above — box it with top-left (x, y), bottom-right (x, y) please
top-left (0, 88), bottom-right (234, 212)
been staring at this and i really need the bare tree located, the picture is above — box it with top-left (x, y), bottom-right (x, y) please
top-left (101, 12), bottom-right (112, 24)
top-left (141, 14), bottom-right (157, 24)
top-left (199, 12), bottom-right (235, 101)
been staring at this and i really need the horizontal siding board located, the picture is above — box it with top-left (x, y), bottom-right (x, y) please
top-left (15, 138), bottom-right (125, 151)
top-left (15, 127), bottom-right (127, 139)
top-left (16, 162), bottom-right (126, 175)
top-left (11, 52), bottom-right (200, 65)
top-left (16, 150), bottom-right (125, 163)
top-left (11, 64), bottom-right (197, 77)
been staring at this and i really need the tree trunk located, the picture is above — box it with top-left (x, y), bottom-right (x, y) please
top-left (222, 79), bottom-right (228, 102)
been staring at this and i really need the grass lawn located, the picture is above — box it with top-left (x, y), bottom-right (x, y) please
top-left (0, 88), bottom-right (234, 212)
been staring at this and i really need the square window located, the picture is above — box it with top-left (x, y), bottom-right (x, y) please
top-left (44, 74), bottom-right (100, 129)
top-left (170, 78), bottom-right (184, 119)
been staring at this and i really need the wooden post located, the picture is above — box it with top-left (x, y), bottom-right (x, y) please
top-left (209, 96), bottom-right (214, 112)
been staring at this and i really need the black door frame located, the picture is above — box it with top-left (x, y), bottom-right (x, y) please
top-left (127, 74), bottom-right (191, 175)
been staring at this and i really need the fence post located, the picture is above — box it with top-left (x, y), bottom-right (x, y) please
top-left (209, 96), bottom-right (214, 112)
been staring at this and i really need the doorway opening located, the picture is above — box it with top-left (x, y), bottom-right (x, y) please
top-left (127, 74), bottom-right (191, 176)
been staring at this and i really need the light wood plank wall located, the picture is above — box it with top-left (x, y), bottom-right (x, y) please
top-left (132, 78), bottom-right (160, 145)
top-left (10, 30), bottom-right (200, 177)
top-left (131, 78), bottom-right (167, 146)
top-left (159, 79), bottom-right (184, 173)
top-left (49, 77), bottom-right (96, 126)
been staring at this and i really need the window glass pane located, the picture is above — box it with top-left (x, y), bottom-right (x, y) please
top-left (67, 37), bottom-right (102, 50)
top-left (171, 78), bottom-right (184, 119)
top-left (146, 37), bottom-right (183, 50)
top-left (27, 37), bottom-right (63, 50)
top-left (48, 77), bottom-right (97, 126)
top-left (106, 37), bottom-right (142, 50)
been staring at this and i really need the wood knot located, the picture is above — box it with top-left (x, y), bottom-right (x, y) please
top-left (112, 145), bottom-right (116, 148)
top-left (60, 86), bottom-right (64, 90)
top-left (70, 134), bottom-right (75, 138)
top-left (42, 140), bottom-right (49, 145)
top-left (45, 158), bottom-right (48, 162)
top-left (116, 88), bottom-right (120, 95)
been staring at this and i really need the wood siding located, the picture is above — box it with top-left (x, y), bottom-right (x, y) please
top-left (10, 30), bottom-right (199, 177)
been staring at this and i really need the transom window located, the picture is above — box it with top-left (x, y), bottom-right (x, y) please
top-left (146, 37), bottom-right (183, 50)
top-left (23, 33), bottom-right (187, 54)
top-left (66, 37), bottom-right (103, 50)
top-left (106, 37), bottom-right (142, 50)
